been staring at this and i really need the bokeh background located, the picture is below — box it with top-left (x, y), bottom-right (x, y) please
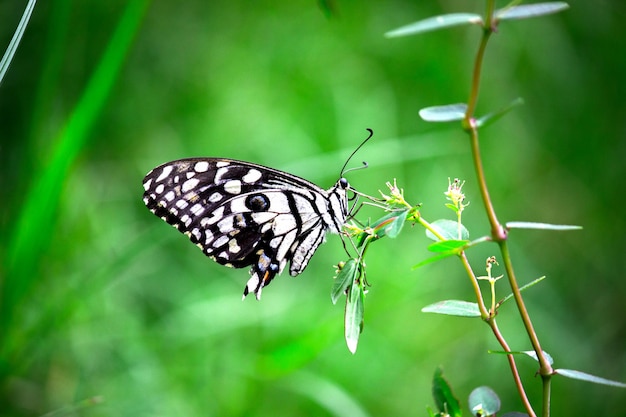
top-left (1, 1), bottom-right (625, 416)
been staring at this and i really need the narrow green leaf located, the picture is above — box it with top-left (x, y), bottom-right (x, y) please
top-left (432, 368), bottom-right (462, 417)
top-left (357, 210), bottom-right (406, 246)
top-left (412, 252), bottom-right (456, 269)
top-left (476, 97), bottom-right (524, 128)
top-left (422, 300), bottom-right (481, 317)
top-left (468, 386), bottom-right (501, 416)
top-left (0, 0), bottom-right (37, 85)
top-left (426, 219), bottom-right (470, 241)
top-left (428, 239), bottom-right (468, 253)
top-left (385, 13), bottom-right (482, 38)
top-left (555, 369), bottom-right (626, 388)
top-left (345, 279), bottom-right (364, 354)
top-left (385, 209), bottom-right (409, 238)
top-left (506, 221), bottom-right (582, 231)
top-left (497, 2), bottom-right (569, 21)
top-left (499, 276), bottom-right (546, 306)
top-left (331, 259), bottom-right (358, 305)
top-left (522, 350), bottom-right (554, 365)
top-left (419, 103), bottom-right (467, 122)
top-left (489, 349), bottom-right (554, 366)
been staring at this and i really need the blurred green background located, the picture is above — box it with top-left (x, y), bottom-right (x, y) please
top-left (1, 1), bottom-right (625, 416)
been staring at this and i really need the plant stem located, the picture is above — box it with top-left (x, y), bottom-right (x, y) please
top-left (463, 1), bottom-right (553, 415)
top-left (489, 319), bottom-right (536, 417)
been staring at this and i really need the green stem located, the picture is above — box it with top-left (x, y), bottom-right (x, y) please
top-left (459, 253), bottom-right (489, 318)
top-left (489, 319), bottom-right (536, 417)
top-left (464, 1), bottom-right (552, 415)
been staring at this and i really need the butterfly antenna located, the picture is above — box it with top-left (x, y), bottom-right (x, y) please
top-left (340, 128), bottom-right (373, 177)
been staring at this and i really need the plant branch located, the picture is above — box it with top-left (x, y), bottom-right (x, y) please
top-left (489, 318), bottom-right (536, 417)
top-left (463, 1), bottom-right (553, 416)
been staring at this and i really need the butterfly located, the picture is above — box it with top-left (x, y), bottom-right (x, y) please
top-left (142, 157), bottom-right (351, 300)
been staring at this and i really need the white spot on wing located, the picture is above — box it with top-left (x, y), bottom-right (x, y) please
top-left (190, 203), bottom-right (205, 216)
top-left (204, 230), bottom-right (214, 245)
top-left (156, 165), bottom-right (174, 182)
top-left (182, 178), bottom-right (200, 192)
top-left (213, 235), bottom-right (230, 248)
top-left (194, 161), bottom-right (210, 172)
top-left (242, 169), bottom-right (262, 183)
top-left (164, 191), bottom-right (176, 202)
top-left (217, 217), bottom-right (234, 234)
top-left (224, 180), bottom-right (242, 194)
top-left (251, 212), bottom-right (276, 225)
top-left (228, 238), bottom-right (241, 253)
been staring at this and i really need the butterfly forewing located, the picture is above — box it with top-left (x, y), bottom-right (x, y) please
top-left (142, 158), bottom-right (349, 299)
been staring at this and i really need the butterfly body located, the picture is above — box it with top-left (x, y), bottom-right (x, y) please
top-left (142, 158), bottom-right (349, 299)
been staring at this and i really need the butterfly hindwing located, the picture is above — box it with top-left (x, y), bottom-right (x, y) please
top-left (142, 158), bottom-right (348, 299)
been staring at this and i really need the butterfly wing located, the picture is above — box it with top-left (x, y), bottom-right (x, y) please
top-left (142, 158), bottom-right (348, 299)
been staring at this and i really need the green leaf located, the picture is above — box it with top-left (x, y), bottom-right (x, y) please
top-left (428, 239), bottom-right (468, 253)
top-left (499, 276), bottom-right (546, 305)
top-left (331, 259), bottom-right (358, 305)
top-left (432, 368), bottom-right (462, 417)
top-left (385, 13), bottom-right (482, 38)
top-left (426, 219), bottom-right (470, 241)
top-left (356, 210), bottom-right (407, 246)
top-left (344, 278), bottom-right (364, 354)
top-left (0, 0), bottom-right (37, 85)
top-left (488, 350), bottom-right (554, 366)
top-left (419, 103), bottom-right (467, 122)
top-left (476, 97), bottom-right (524, 128)
top-left (555, 369), bottom-right (626, 388)
top-left (422, 300), bottom-right (481, 317)
top-left (468, 386), bottom-right (501, 416)
top-left (412, 252), bottom-right (457, 269)
top-left (384, 209), bottom-right (408, 238)
top-left (496, 2), bottom-right (570, 21)
top-left (522, 350), bottom-right (554, 365)
top-left (506, 221), bottom-right (582, 231)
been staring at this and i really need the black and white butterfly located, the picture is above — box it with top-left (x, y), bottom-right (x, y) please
top-left (142, 157), bottom-right (351, 300)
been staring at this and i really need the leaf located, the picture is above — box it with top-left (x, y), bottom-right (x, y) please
top-left (555, 369), bottom-right (626, 388)
top-left (0, 0), bottom-right (37, 85)
top-left (506, 221), bottom-right (582, 231)
top-left (412, 252), bottom-right (457, 269)
top-left (426, 219), bottom-right (470, 241)
top-left (331, 259), bottom-right (358, 305)
top-left (344, 277), bottom-right (364, 354)
top-left (384, 209), bottom-right (408, 238)
top-left (496, 2), bottom-right (570, 21)
top-left (468, 386), bottom-right (501, 416)
top-left (487, 350), bottom-right (554, 366)
top-left (522, 350), bottom-right (554, 365)
top-left (432, 368), bottom-right (462, 417)
top-left (385, 13), bottom-right (483, 38)
top-left (427, 239), bottom-right (468, 253)
top-left (358, 210), bottom-right (407, 246)
top-left (499, 276), bottom-right (546, 306)
top-left (476, 97), bottom-right (524, 128)
top-left (422, 300), bottom-right (481, 317)
top-left (419, 103), bottom-right (468, 122)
